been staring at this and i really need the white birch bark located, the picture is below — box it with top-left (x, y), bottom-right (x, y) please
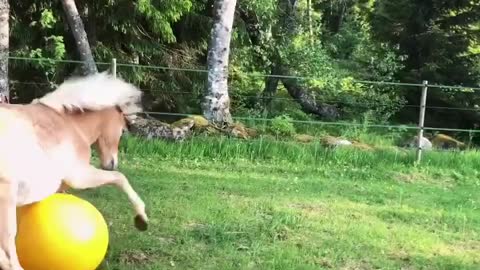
top-left (203, 0), bottom-right (237, 125)
top-left (0, 0), bottom-right (9, 103)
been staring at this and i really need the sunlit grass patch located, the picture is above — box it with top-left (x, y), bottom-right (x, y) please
top-left (81, 136), bottom-right (480, 269)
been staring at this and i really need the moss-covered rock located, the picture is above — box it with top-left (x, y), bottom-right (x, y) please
top-left (172, 115), bottom-right (209, 129)
top-left (431, 134), bottom-right (466, 150)
top-left (128, 115), bottom-right (193, 141)
top-left (245, 127), bottom-right (259, 138)
top-left (190, 115), bottom-right (209, 128)
top-left (351, 141), bottom-right (375, 151)
top-left (320, 135), bottom-right (352, 147)
top-left (205, 126), bottom-right (221, 135)
top-left (294, 134), bottom-right (315, 143)
top-left (228, 123), bottom-right (249, 139)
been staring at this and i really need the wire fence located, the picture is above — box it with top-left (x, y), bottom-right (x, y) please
top-left (6, 56), bottom-right (480, 163)
top-left (9, 56), bottom-right (480, 91)
top-left (11, 78), bottom-right (480, 112)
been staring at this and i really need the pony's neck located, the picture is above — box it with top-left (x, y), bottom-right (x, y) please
top-left (68, 111), bottom-right (105, 145)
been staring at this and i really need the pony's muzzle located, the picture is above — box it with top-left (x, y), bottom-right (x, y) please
top-left (102, 159), bottom-right (117, 171)
top-left (102, 158), bottom-right (118, 171)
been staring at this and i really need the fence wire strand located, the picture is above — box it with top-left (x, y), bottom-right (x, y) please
top-left (8, 56), bottom-right (480, 92)
top-left (7, 56), bottom-right (480, 135)
top-left (12, 80), bottom-right (480, 112)
top-left (139, 111), bottom-right (480, 134)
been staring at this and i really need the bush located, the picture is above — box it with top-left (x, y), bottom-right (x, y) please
top-left (269, 115), bottom-right (296, 137)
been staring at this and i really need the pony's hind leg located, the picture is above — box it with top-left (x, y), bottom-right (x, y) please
top-left (0, 181), bottom-right (24, 270)
top-left (64, 165), bottom-right (148, 231)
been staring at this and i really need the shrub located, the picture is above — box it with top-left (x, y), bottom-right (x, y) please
top-left (269, 115), bottom-right (296, 137)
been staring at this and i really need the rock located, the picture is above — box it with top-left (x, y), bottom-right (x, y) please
top-left (128, 115), bottom-right (193, 141)
top-left (351, 141), bottom-right (375, 151)
top-left (294, 134), bottom-right (315, 143)
top-left (319, 135), bottom-right (376, 151)
top-left (405, 135), bottom-right (432, 150)
top-left (189, 115), bottom-right (209, 128)
top-left (320, 135), bottom-right (352, 147)
top-left (205, 126), bottom-right (221, 134)
top-left (431, 134), bottom-right (466, 150)
top-left (245, 127), bottom-right (259, 138)
top-left (228, 123), bottom-right (249, 139)
top-left (172, 115), bottom-right (209, 129)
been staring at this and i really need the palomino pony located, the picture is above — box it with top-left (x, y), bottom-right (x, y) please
top-left (0, 72), bottom-right (149, 270)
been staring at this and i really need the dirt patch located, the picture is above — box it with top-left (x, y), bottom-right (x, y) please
top-left (339, 260), bottom-right (372, 270)
top-left (158, 236), bottom-right (176, 245)
top-left (387, 249), bottom-right (411, 262)
top-left (440, 240), bottom-right (480, 257)
top-left (287, 202), bottom-right (327, 217)
top-left (393, 172), bottom-right (427, 183)
top-left (119, 250), bottom-right (153, 265)
top-left (183, 222), bottom-right (208, 231)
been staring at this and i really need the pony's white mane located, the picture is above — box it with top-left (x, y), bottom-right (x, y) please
top-left (35, 72), bottom-right (143, 115)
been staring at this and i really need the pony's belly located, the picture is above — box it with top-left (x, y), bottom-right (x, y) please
top-left (14, 146), bottom-right (76, 206)
top-left (11, 149), bottom-right (66, 206)
top-left (17, 177), bottom-right (63, 206)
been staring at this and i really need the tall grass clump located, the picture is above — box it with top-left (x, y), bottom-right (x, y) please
top-left (120, 134), bottom-right (480, 171)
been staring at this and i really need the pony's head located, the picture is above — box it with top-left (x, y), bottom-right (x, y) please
top-left (34, 72), bottom-right (143, 170)
top-left (93, 106), bottom-right (139, 170)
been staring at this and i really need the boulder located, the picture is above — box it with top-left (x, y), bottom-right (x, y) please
top-left (172, 115), bottom-right (209, 129)
top-left (320, 135), bottom-right (352, 147)
top-left (404, 135), bottom-right (433, 150)
top-left (294, 134), bottom-right (315, 143)
top-left (351, 141), bottom-right (375, 151)
top-left (228, 123), bottom-right (249, 139)
top-left (431, 133), bottom-right (466, 150)
top-left (128, 115), bottom-right (194, 141)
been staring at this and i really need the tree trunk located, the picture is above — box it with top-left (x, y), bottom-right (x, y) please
top-left (262, 64), bottom-right (281, 114)
top-left (81, 1), bottom-right (97, 48)
top-left (0, 0), bottom-right (8, 103)
top-left (280, 69), bottom-right (339, 119)
top-left (203, 0), bottom-right (237, 126)
top-left (61, 0), bottom-right (97, 75)
top-left (238, 2), bottom-right (340, 120)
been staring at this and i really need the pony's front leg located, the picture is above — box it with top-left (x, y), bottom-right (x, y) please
top-left (0, 181), bottom-right (24, 270)
top-left (56, 182), bottom-right (71, 194)
top-left (64, 166), bottom-right (148, 231)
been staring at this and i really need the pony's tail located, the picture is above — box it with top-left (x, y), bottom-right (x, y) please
top-left (35, 71), bottom-right (143, 114)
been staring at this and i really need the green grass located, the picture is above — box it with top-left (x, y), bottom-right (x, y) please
top-left (78, 136), bottom-right (479, 269)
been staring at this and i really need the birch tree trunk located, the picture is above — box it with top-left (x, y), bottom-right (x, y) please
top-left (0, 0), bottom-right (8, 103)
top-left (61, 0), bottom-right (97, 75)
top-left (202, 0), bottom-right (237, 126)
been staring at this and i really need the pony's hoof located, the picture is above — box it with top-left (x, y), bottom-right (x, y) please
top-left (134, 214), bottom-right (148, 231)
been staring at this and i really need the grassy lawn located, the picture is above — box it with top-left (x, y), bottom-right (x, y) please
top-left (78, 137), bottom-right (479, 269)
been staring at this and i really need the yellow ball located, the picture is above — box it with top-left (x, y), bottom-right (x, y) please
top-left (16, 193), bottom-right (109, 270)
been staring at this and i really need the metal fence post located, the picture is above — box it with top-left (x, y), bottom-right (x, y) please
top-left (416, 80), bottom-right (428, 164)
top-left (111, 58), bottom-right (117, 78)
